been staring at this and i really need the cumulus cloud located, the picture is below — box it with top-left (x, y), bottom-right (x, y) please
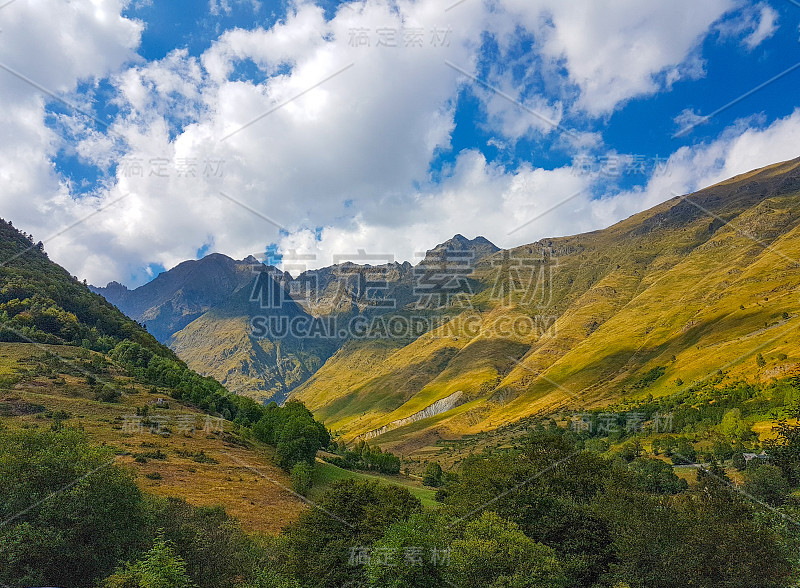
top-left (0, 0), bottom-right (141, 258)
top-left (605, 109), bottom-right (800, 223)
top-left (495, 0), bottom-right (735, 115)
top-left (3, 0), bottom-right (790, 287)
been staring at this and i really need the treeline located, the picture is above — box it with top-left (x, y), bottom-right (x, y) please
top-left (323, 439), bottom-right (401, 474)
top-left (0, 219), bottom-right (167, 355)
top-left (110, 340), bottom-right (250, 420)
top-left (111, 340), bottom-right (330, 471)
top-left (573, 374), bottom-right (799, 443)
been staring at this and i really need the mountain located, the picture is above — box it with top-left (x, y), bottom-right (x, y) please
top-left (91, 253), bottom-right (328, 403)
top-left (420, 233), bottom-right (500, 264)
top-left (0, 218), bottom-right (306, 531)
top-left (91, 253), bottom-right (264, 342)
top-left (85, 155), bottom-right (800, 460)
top-left (290, 157), bottom-right (800, 456)
top-left (93, 234), bottom-right (500, 404)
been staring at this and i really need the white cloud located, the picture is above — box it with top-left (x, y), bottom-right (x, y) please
top-left (0, 0), bottom-right (141, 254)
top-left (282, 109), bottom-right (800, 271)
top-left (717, 3), bottom-right (779, 50)
top-left (0, 0), bottom-right (781, 288)
top-left (495, 0), bottom-right (735, 115)
top-left (604, 109), bottom-right (800, 224)
top-left (744, 4), bottom-right (779, 49)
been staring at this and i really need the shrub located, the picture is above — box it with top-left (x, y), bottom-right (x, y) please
top-left (290, 462), bottom-right (313, 496)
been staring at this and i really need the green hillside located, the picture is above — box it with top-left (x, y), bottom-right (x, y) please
top-left (291, 157), bottom-right (800, 455)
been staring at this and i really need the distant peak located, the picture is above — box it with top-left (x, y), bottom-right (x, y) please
top-left (103, 281), bottom-right (129, 291)
top-left (429, 234), bottom-right (499, 253)
top-left (420, 234), bottom-right (500, 266)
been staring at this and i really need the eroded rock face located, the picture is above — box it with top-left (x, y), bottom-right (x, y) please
top-left (359, 391), bottom-right (464, 441)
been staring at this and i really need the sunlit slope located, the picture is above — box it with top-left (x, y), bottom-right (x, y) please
top-left (169, 276), bottom-right (338, 404)
top-left (294, 157), bottom-right (800, 448)
top-left (0, 346), bottom-right (307, 534)
top-left (293, 307), bottom-right (540, 440)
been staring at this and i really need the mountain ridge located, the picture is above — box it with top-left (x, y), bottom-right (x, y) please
top-left (91, 235), bottom-right (502, 403)
top-left (85, 157), bottom-right (800, 458)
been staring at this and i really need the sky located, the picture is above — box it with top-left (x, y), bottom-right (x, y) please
top-left (1, 0), bottom-right (800, 287)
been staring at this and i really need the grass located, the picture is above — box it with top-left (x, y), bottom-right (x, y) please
top-left (310, 460), bottom-right (438, 508)
top-left (288, 159), bottom-right (800, 460)
top-left (0, 342), bottom-right (306, 534)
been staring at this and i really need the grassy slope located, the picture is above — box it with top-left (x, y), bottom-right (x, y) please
top-left (292, 157), bottom-right (800, 455)
top-left (0, 342), bottom-right (306, 533)
top-left (309, 459), bottom-right (438, 508)
top-left (168, 283), bottom-right (336, 404)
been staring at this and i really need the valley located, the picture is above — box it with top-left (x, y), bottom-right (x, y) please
top-left (93, 157), bottom-right (800, 461)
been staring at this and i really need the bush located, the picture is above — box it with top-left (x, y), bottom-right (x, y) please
top-left (103, 538), bottom-right (193, 588)
top-left (422, 462), bottom-right (443, 487)
top-left (743, 464), bottom-right (790, 506)
top-left (290, 462), bottom-right (313, 496)
top-left (96, 384), bottom-right (122, 403)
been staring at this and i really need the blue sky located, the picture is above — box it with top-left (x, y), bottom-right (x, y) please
top-left (112, 0), bottom-right (800, 185)
top-left (110, 0), bottom-right (800, 185)
top-left (2, 0), bottom-right (799, 287)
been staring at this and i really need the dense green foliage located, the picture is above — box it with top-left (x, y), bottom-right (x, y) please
top-left (280, 479), bottom-right (422, 587)
top-left (323, 439), bottom-right (402, 475)
top-left (0, 427), bottom-right (288, 588)
top-left (103, 537), bottom-right (194, 588)
top-left (0, 428), bottom-right (147, 587)
top-left (291, 462), bottom-right (314, 495)
top-left (421, 461), bottom-right (443, 487)
top-left (766, 407), bottom-right (800, 485)
top-left (0, 219), bottom-right (168, 355)
top-left (4, 415), bottom-right (800, 588)
top-left (268, 424), bottom-right (800, 587)
top-left (252, 401), bottom-right (331, 469)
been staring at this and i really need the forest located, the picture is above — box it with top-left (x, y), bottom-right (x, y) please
top-left (2, 408), bottom-right (799, 588)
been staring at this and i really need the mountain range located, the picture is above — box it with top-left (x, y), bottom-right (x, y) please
top-left (94, 157), bottom-right (800, 456)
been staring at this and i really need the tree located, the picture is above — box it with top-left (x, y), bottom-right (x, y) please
top-left (291, 462), bottom-right (313, 496)
top-left (0, 428), bottom-right (147, 588)
top-left (628, 458), bottom-right (688, 494)
top-left (719, 408), bottom-right (748, 441)
top-left (283, 480), bottom-right (421, 588)
top-left (597, 480), bottom-right (794, 587)
top-left (103, 537), bottom-right (194, 588)
top-left (144, 498), bottom-right (256, 588)
top-left (366, 511), bottom-right (450, 587)
top-left (275, 416), bottom-right (326, 469)
top-left (671, 438), bottom-right (696, 465)
top-left (447, 512), bottom-right (567, 588)
top-left (422, 462), bottom-right (443, 487)
top-left (732, 451), bottom-right (747, 471)
top-left (765, 408), bottom-right (800, 484)
top-left (443, 431), bottom-right (613, 587)
top-left (743, 464), bottom-right (790, 506)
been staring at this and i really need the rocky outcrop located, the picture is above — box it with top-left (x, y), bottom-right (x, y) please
top-left (359, 391), bottom-right (463, 441)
